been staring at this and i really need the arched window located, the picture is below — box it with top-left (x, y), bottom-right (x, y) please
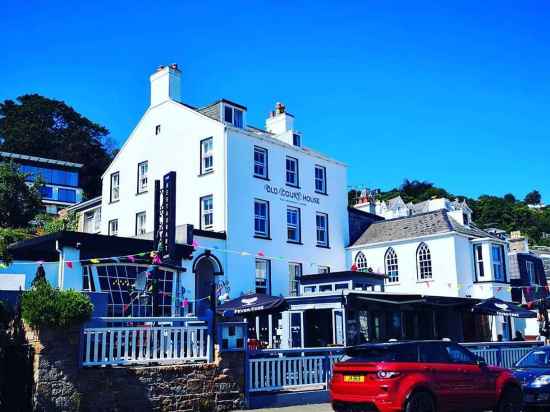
top-left (385, 248), bottom-right (399, 283)
top-left (417, 242), bottom-right (432, 280)
top-left (354, 252), bottom-right (368, 272)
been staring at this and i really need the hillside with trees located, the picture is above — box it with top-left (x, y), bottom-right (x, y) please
top-left (349, 180), bottom-right (550, 246)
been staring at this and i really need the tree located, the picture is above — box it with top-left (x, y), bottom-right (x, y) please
top-left (33, 212), bottom-right (78, 235)
top-left (0, 94), bottom-right (115, 197)
top-left (0, 162), bottom-right (42, 228)
top-left (524, 190), bottom-right (542, 205)
top-left (503, 193), bottom-right (516, 203)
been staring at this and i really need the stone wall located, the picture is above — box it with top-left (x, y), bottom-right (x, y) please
top-left (26, 326), bottom-right (244, 412)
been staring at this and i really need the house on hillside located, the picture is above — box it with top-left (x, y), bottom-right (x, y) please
top-left (0, 151), bottom-right (83, 214)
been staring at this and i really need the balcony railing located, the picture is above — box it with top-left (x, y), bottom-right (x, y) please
top-left (82, 321), bottom-right (210, 367)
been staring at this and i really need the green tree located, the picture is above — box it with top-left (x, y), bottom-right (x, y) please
top-left (0, 94), bottom-right (115, 197)
top-left (0, 227), bottom-right (32, 264)
top-left (0, 162), bottom-right (42, 228)
top-left (524, 190), bottom-right (542, 205)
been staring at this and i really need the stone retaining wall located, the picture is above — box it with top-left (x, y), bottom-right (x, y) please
top-left (26, 327), bottom-right (244, 412)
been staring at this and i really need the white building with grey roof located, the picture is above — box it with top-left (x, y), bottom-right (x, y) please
top-left (348, 201), bottom-right (514, 339)
top-left (97, 64), bottom-right (349, 303)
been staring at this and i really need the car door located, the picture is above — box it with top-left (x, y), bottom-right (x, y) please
top-left (418, 342), bottom-right (461, 410)
top-left (443, 343), bottom-right (494, 410)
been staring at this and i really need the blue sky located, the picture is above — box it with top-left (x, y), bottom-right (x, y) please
top-left (3, 1), bottom-right (549, 201)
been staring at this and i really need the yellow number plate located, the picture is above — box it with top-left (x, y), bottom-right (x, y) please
top-left (343, 375), bottom-right (365, 383)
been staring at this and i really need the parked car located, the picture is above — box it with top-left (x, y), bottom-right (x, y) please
top-left (329, 340), bottom-right (522, 412)
top-left (513, 346), bottom-right (550, 410)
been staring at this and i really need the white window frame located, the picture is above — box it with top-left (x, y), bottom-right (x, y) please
top-left (385, 247), bottom-right (399, 283)
top-left (285, 156), bottom-right (299, 187)
top-left (110, 172), bottom-right (119, 202)
top-left (526, 260), bottom-right (536, 285)
top-left (287, 206), bottom-right (301, 243)
top-left (135, 211), bottom-right (146, 235)
top-left (316, 212), bottom-right (329, 247)
top-left (474, 244), bottom-right (484, 278)
top-left (288, 262), bottom-right (302, 296)
top-left (253, 146), bottom-right (268, 179)
top-left (200, 195), bottom-right (213, 230)
top-left (417, 242), bottom-right (432, 280)
top-left (200, 137), bottom-right (214, 174)
top-left (354, 252), bottom-right (368, 272)
top-left (137, 161), bottom-right (148, 194)
top-left (223, 105), bottom-right (244, 128)
top-left (108, 219), bottom-right (118, 236)
top-left (314, 165), bottom-right (327, 194)
top-left (255, 258), bottom-right (270, 294)
top-left (254, 199), bottom-right (269, 238)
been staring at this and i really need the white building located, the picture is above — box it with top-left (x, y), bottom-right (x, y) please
top-left (97, 64), bottom-right (349, 301)
top-left (348, 197), bottom-right (514, 339)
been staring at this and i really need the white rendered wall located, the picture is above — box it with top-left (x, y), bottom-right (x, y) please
top-left (225, 129), bottom-right (349, 297)
top-left (100, 101), bottom-right (226, 237)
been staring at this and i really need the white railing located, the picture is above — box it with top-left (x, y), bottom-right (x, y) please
top-left (82, 325), bottom-right (210, 367)
top-left (248, 348), bottom-right (343, 393)
top-left (462, 341), bottom-right (542, 368)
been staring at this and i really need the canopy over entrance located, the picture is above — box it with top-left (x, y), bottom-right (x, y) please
top-left (217, 293), bottom-right (286, 317)
top-left (473, 297), bottom-right (537, 318)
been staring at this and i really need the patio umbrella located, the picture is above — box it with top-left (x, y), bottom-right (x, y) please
top-left (472, 297), bottom-right (537, 318)
top-left (216, 293), bottom-right (286, 317)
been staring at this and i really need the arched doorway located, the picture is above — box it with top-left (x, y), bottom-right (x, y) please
top-left (193, 253), bottom-right (223, 315)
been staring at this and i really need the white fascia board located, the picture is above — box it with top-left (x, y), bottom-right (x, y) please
top-left (227, 125), bottom-right (347, 167)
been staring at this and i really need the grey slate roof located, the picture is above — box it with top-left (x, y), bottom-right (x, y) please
top-left (352, 209), bottom-right (498, 246)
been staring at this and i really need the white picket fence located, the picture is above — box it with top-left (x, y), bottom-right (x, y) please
top-left (248, 349), bottom-right (343, 393)
top-left (82, 325), bottom-right (210, 367)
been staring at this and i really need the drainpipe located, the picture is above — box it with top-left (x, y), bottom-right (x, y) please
top-left (56, 240), bottom-right (64, 289)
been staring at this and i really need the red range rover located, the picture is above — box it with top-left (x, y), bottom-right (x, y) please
top-left (329, 340), bottom-right (522, 412)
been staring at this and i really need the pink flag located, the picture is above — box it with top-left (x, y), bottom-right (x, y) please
top-left (66, 261), bottom-right (73, 269)
top-left (192, 240), bottom-right (199, 248)
top-left (258, 251), bottom-right (265, 257)
top-left (128, 255), bottom-right (136, 262)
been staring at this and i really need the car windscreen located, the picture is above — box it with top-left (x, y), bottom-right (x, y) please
top-left (342, 344), bottom-right (418, 362)
top-left (516, 350), bottom-right (550, 369)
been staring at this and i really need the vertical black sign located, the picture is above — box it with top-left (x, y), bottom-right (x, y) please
top-left (154, 171), bottom-right (177, 262)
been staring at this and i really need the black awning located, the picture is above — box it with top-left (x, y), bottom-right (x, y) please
top-left (473, 297), bottom-right (537, 318)
top-left (216, 293), bottom-right (286, 317)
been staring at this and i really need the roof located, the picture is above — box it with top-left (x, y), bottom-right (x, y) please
top-left (0, 151), bottom-right (83, 168)
top-left (8, 231), bottom-right (194, 262)
top-left (352, 209), bottom-right (498, 246)
top-left (62, 196), bottom-right (101, 213)
top-left (299, 270), bottom-right (386, 284)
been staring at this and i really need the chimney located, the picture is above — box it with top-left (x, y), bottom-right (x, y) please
top-left (265, 102), bottom-right (295, 135)
top-left (509, 231), bottom-right (529, 253)
top-left (149, 64), bottom-right (182, 107)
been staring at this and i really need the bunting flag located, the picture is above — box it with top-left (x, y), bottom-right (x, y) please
top-left (90, 258), bottom-right (100, 264)
top-left (152, 254), bottom-right (162, 265)
top-left (192, 240), bottom-right (199, 248)
top-left (496, 287), bottom-right (502, 292)
top-left (127, 255), bottom-right (136, 263)
top-left (0, 263), bottom-right (8, 269)
top-left (257, 251), bottom-right (265, 257)
top-left (65, 261), bottom-right (73, 269)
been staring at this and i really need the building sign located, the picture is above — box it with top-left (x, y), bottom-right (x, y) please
top-left (264, 184), bottom-right (320, 205)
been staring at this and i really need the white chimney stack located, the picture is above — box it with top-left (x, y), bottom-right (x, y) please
top-left (266, 102), bottom-right (295, 135)
top-left (149, 63), bottom-right (182, 107)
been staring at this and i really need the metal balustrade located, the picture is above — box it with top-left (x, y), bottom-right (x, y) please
top-left (462, 341), bottom-right (543, 368)
top-left (247, 348), bottom-right (344, 393)
top-left (82, 324), bottom-right (210, 366)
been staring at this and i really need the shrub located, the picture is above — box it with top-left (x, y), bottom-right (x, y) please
top-left (21, 281), bottom-right (93, 329)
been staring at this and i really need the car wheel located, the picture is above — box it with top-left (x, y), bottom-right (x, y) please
top-left (495, 386), bottom-right (522, 412)
top-left (405, 391), bottom-right (436, 412)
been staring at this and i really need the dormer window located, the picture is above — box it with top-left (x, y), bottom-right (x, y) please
top-left (463, 213), bottom-right (470, 225)
top-left (293, 133), bottom-right (301, 147)
top-left (223, 105), bottom-right (243, 128)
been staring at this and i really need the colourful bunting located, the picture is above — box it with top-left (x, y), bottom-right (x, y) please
top-left (257, 251), bottom-right (265, 257)
top-left (192, 240), bottom-right (199, 248)
top-left (65, 261), bottom-right (73, 269)
top-left (0, 263), bottom-right (8, 269)
top-left (128, 255), bottom-right (136, 263)
top-left (90, 258), bottom-right (100, 264)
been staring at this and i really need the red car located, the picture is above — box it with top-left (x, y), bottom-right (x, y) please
top-left (329, 340), bottom-right (522, 412)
